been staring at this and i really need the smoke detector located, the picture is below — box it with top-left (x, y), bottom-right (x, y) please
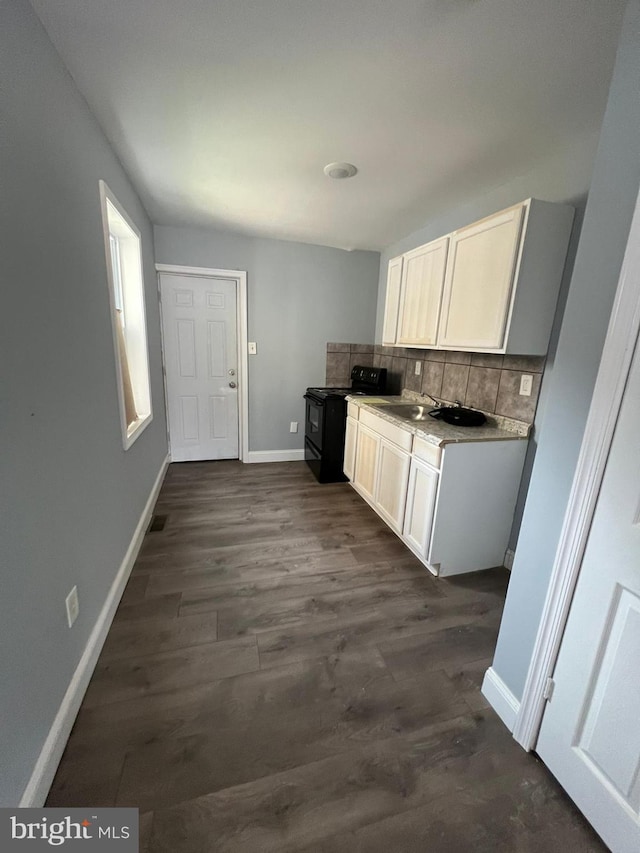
top-left (323, 162), bottom-right (358, 179)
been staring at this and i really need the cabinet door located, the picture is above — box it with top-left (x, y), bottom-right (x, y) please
top-left (381, 256), bottom-right (403, 345)
top-left (438, 204), bottom-right (525, 350)
top-left (354, 424), bottom-right (380, 503)
top-left (375, 439), bottom-right (411, 533)
top-left (397, 237), bottom-right (449, 346)
top-left (403, 457), bottom-right (440, 559)
top-left (343, 416), bottom-right (358, 481)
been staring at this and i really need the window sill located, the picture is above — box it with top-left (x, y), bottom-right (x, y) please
top-left (123, 412), bottom-right (153, 450)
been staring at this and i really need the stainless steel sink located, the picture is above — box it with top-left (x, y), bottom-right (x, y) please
top-left (381, 403), bottom-right (487, 427)
top-left (381, 404), bottom-right (433, 422)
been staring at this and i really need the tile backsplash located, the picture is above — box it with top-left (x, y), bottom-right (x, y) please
top-left (326, 342), bottom-right (374, 385)
top-left (326, 343), bottom-right (545, 424)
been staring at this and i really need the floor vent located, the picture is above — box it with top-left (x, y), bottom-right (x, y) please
top-left (148, 514), bottom-right (168, 532)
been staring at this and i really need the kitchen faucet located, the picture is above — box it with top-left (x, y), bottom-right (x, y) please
top-left (421, 392), bottom-right (463, 408)
top-left (421, 392), bottom-right (442, 407)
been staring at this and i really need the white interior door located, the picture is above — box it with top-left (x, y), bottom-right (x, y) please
top-left (159, 273), bottom-right (239, 461)
top-left (536, 333), bottom-right (640, 852)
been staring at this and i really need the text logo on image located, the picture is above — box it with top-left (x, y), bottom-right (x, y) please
top-left (1, 809), bottom-right (138, 850)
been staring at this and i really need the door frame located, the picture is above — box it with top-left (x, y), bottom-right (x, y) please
top-left (513, 186), bottom-right (640, 750)
top-left (155, 264), bottom-right (249, 463)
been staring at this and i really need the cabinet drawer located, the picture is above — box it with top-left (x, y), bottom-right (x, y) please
top-left (347, 402), bottom-right (360, 420)
top-left (360, 409), bottom-right (413, 452)
top-left (412, 436), bottom-right (442, 469)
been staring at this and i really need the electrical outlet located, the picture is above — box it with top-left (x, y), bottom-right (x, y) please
top-left (519, 374), bottom-right (533, 396)
top-left (65, 586), bottom-right (79, 628)
top-left (414, 361), bottom-right (421, 376)
top-left (290, 421), bottom-right (298, 433)
top-left (248, 342), bottom-right (257, 355)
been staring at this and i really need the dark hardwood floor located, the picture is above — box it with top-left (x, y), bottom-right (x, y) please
top-left (47, 461), bottom-right (605, 852)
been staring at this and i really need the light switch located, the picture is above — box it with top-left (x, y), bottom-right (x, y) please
top-left (414, 361), bottom-right (421, 376)
top-left (519, 374), bottom-right (533, 396)
top-left (248, 342), bottom-right (257, 355)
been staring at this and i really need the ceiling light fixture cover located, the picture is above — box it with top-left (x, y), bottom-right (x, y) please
top-left (324, 162), bottom-right (358, 179)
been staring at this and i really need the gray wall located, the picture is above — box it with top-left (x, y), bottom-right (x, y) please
top-left (492, 0), bottom-right (640, 701)
top-left (154, 227), bottom-right (380, 452)
top-left (0, 0), bottom-right (168, 805)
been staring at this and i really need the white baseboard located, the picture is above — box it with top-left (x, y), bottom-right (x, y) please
top-left (19, 454), bottom-right (170, 807)
top-left (481, 666), bottom-right (520, 732)
top-left (245, 449), bottom-right (305, 463)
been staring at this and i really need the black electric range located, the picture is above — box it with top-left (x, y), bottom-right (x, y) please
top-left (303, 365), bottom-right (387, 483)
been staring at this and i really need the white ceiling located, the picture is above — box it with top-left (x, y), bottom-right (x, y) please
top-left (31, 0), bottom-right (625, 251)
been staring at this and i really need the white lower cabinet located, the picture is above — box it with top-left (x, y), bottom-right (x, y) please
top-left (345, 406), bottom-right (529, 576)
top-left (375, 439), bottom-right (411, 533)
top-left (403, 457), bottom-right (439, 559)
top-left (353, 423), bottom-right (380, 503)
top-left (343, 416), bottom-right (358, 482)
top-left (351, 417), bottom-right (411, 533)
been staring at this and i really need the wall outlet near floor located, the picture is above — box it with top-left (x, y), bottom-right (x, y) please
top-left (519, 374), bottom-right (533, 396)
top-left (414, 361), bottom-right (421, 376)
top-left (504, 549), bottom-right (515, 571)
top-left (65, 585), bottom-right (79, 628)
top-left (290, 421), bottom-right (298, 433)
top-left (248, 342), bottom-right (257, 355)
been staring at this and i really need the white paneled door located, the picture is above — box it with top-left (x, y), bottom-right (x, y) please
top-left (160, 273), bottom-right (239, 461)
top-left (536, 333), bottom-right (640, 852)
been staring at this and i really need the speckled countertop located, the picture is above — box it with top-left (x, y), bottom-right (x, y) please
top-left (346, 392), bottom-right (530, 448)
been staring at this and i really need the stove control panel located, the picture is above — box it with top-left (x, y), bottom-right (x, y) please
top-left (350, 365), bottom-right (387, 393)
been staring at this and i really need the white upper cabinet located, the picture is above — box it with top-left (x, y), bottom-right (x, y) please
top-left (438, 205), bottom-right (524, 350)
top-left (397, 237), bottom-right (449, 347)
top-left (381, 198), bottom-right (574, 355)
top-left (381, 255), bottom-right (403, 345)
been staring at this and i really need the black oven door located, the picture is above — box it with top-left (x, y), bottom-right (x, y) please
top-left (304, 393), bottom-right (324, 452)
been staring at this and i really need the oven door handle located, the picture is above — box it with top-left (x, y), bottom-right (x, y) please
top-left (303, 394), bottom-right (324, 406)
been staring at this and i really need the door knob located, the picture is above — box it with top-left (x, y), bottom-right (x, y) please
top-left (229, 382), bottom-right (237, 389)
top-left (228, 369), bottom-right (236, 376)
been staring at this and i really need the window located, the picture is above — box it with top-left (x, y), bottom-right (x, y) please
top-left (99, 181), bottom-right (153, 449)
